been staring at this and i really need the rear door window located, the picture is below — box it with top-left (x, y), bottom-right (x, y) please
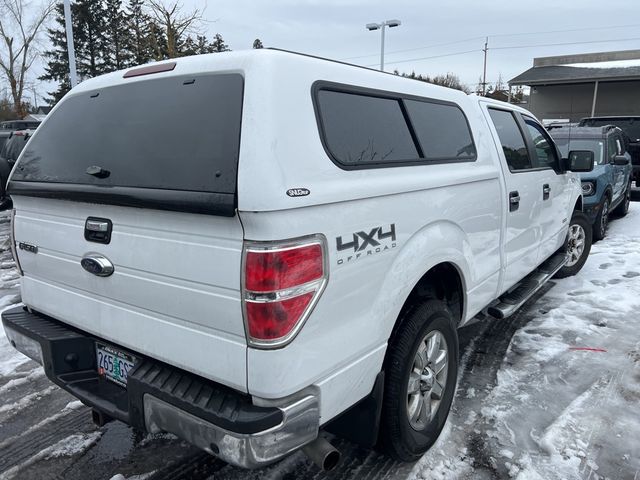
top-left (12, 74), bottom-right (243, 194)
top-left (488, 108), bottom-right (532, 171)
top-left (522, 117), bottom-right (559, 169)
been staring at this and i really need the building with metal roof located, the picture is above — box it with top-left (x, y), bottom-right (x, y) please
top-left (508, 49), bottom-right (640, 123)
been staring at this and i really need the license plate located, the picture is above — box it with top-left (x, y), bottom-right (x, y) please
top-left (96, 343), bottom-right (135, 387)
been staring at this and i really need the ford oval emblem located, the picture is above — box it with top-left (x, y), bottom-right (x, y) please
top-left (81, 254), bottom-right (114, 277)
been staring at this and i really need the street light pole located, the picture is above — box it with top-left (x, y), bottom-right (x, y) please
top-left (380, 23), bottom-right (385, 71)
top-left (63, 0), bottom-right (78, 88)
top-left (366, 19), bottom-right (401, 71)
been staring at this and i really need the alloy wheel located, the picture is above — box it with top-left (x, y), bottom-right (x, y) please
top-left (600, 199), bottom-right (609, 237)
top-left (407, 330), bottom-right (449, 430)
top-left (565, 223), bottom-right (586, 267)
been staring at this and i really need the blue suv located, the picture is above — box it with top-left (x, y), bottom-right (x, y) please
top-left (550, 125), bottom-right (632, 240)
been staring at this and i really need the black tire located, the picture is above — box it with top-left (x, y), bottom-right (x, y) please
top-left (555, 210), bottom-right (592, 279)
top-left (613, 181), bottom-right (632, 217)
top-left (592, 195), bottom-right (609, 241)
top-left (380, 299), bottom-right (459, 461)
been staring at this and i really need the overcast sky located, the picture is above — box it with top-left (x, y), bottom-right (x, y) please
top-left (182, 0), bottom-right (640, 89)
top-left (22, 0), bottom-right (640, 104)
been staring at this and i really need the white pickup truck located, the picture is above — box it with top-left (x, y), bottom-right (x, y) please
top-left (2, 49), bottom-right (594, 471)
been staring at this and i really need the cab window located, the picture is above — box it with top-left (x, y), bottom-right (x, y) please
top-left (488, 108), bottom-right (532, 171)
top-left (522, 117), bottom-right (559, 170)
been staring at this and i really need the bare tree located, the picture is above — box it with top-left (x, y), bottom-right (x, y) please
top-left (147, 0), bottom-right (201, 58)
top-left (0, 0), bottom-right (54, 118)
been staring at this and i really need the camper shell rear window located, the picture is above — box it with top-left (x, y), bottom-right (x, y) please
top-left (9, 73), bottom-right (244, 216)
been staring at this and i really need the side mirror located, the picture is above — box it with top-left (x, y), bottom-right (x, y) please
top-left (564, 150), bottom-right (594, 172)
top-left (613, 155), bottom-right (629, 166)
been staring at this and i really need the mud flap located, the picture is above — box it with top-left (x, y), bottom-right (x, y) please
top-left (325, 371), bottom-right (384, 448)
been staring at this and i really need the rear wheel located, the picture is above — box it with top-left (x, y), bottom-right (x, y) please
top-left (592, 196), bottom-right (609, 241)
top-left (556, 210), bottom-right (592, 279)
top-left (380, 299), bottom-right (458, 461)
top-left (614, 181), bottom-right (631, 217)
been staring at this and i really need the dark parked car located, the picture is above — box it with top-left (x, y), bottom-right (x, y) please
top-left (579, 116), bottom-right (640, 187)
top-left (0, 130), bottom-right (35, 208)
top-left (0, 120), bottom-right (41, 130)
top-left (550, 125), bottom-right (632, 240)
top-left (0, 119), bottom-right (40, 153)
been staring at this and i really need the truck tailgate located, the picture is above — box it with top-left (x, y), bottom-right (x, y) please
top-left (13, 196), bottom-right (247, 392)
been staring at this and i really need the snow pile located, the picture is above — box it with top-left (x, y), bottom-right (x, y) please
top-left (44, 432), bottom-right (103, 458)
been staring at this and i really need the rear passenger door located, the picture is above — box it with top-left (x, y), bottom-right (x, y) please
top-left (520, 116), bottom-right (571, 263)
top-left (485, 106), bottom-right (543, 293)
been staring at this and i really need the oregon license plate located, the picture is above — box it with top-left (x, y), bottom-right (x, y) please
top-left (96, 343), bottom-right (135, 387)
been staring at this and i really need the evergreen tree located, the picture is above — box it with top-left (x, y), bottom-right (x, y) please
top-left (41, 1), bottom-right (238, 105)
top-left (252, 38), bottom-right (263, 49)
top-left (40, 2), bottom-right (79, 103)
top-left (210, 33), bottom-right (229, 53)
top-left (182, 35), bottom-right (215, 56)
top-left (74, 0), bottom-right (109, 78)
top-left (104, 0), bottom-right (134, 71)
top-left (40, 0), bottom-right (109, 103)
top-left (128, 0), bottom-right (156, 65)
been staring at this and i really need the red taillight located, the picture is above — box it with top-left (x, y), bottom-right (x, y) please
top-left (245, 244), bottom-right (323, 292)
top-left (245, 293), bottom-right (314, 340)
top-left (243, 236), bottom-right (327, 348)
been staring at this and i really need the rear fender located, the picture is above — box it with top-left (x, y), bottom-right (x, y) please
top-left (372, 220), bottom-right (471, 341)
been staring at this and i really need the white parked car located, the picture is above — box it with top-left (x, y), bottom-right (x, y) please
top-left (2, 49), bottom-right (594, 471)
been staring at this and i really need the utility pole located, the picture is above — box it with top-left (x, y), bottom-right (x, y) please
top-left (32, 86), bottom-right (38, 110)
top-left (481, 37), bottom-right (488, 96)
top-left (63, 0), bottom-right (78, 88)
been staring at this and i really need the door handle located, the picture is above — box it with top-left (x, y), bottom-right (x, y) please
top-left (509, 191), bottom-right (520, 212)
top-left (543, 184), bottom-right (550, 200)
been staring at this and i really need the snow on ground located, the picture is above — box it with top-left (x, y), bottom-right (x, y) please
top-left (411, 204), bottom-right (640, 479)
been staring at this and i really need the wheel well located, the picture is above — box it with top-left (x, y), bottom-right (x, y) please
top-left (393, 263), bottom-right (464, 338)
top-left (574, 197), bottom-right (582, 211)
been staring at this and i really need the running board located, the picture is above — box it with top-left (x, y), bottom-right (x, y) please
top-left (488, 252), bottom-right (568, 320)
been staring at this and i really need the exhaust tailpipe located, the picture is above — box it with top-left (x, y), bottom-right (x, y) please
top-left (91, 408), bottom-right (114, 427)
top-left (302, 436), bottom-right (341, 472)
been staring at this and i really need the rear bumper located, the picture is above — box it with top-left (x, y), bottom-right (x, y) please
top-left (1, 306), bottom-right (319, 469)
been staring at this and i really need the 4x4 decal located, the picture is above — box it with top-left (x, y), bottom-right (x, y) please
top-left (336, 224), bottom-right (397, 265)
